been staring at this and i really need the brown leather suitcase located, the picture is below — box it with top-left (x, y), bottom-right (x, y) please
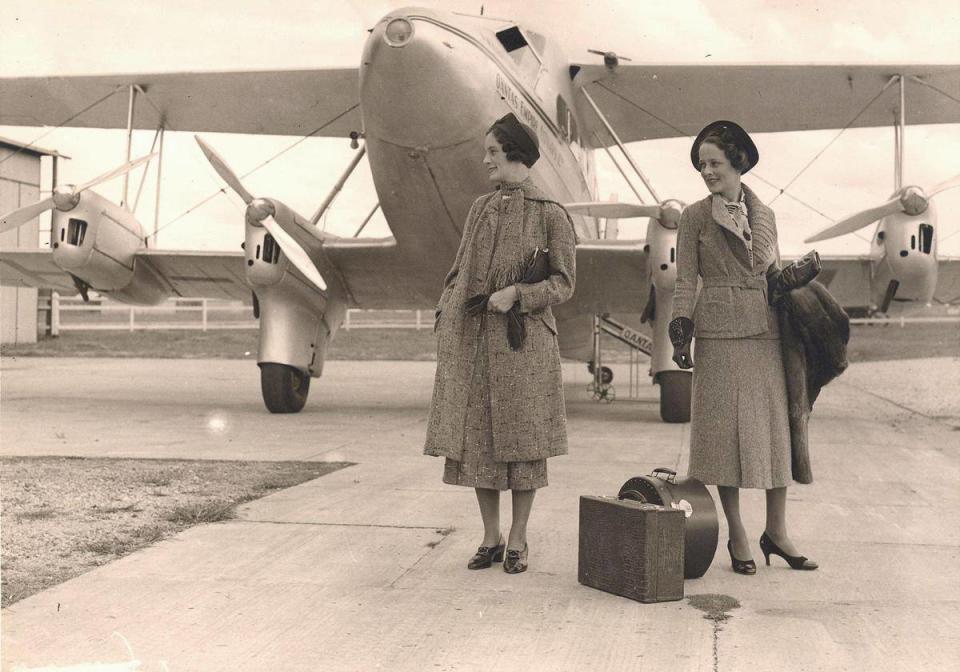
top-left (578, 495), bottom-right (685, 603)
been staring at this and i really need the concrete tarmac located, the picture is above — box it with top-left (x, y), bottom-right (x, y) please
top-left (1, 356), bottom-right (958, 671)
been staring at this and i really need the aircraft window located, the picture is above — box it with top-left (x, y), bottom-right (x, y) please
top-left (67, 218), bottom-right (87, 246)
top-left (919, 224), bottom-right (933, 254)
top-left (496, 26), bottom-right (541, 82)
top-left (525, 30), bottom-right (546, 56)
top-left (910, 235), bottom-right (916, 250)
top-left (670, 248), bottom-right (675, 264)
top-left (60, 228), bottom-right (65, 242)
top-left (497, 26), bottom-right (527, 52)
top-left (255, 244), bottom-right (261, 260)
top-left (263, 234), bottom-right (281, 264)
top-left (556, 96), bottom-right (569, 138)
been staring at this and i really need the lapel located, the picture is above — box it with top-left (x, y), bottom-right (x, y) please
top-left (742, 184), bottom-right (777, 271)
top-left (708, 184), bottom-right (776, 272)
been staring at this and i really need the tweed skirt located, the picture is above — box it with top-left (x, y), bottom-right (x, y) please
top-left (689, 337), bottom-right (792, 489)
top-left (442, 331), bottom-right (548, 491)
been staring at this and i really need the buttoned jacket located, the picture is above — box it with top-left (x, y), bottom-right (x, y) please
top-left (672, 183), bottom-right (781, 339)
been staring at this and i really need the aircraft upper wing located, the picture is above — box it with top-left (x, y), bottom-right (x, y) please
top-left (561, 240), bottom-right (650, 316)
top-left (0, 69), bottom-right (360, 137)
top-left (934, 257), bottom-right (960, 305)
top-left (573, 64), bottom-right (960, 147)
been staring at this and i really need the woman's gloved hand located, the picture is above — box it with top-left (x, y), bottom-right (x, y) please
top-left (669, 317), bottom-right (695, 369)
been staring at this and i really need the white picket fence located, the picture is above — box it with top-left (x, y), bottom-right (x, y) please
top-left (41, 295), bottom-right (429, 334)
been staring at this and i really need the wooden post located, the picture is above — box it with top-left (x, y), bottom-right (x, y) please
top-left (50, 291), bottom-right (60, 337)
top-left (129, 307), bottom-right (135, 332)
top-left (202, 299), bottom-right (208, 332)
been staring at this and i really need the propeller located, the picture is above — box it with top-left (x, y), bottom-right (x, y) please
top-left (565, 199), bottom-right (684, 227)
top-left (805, 174), bottom-right (960, 243)
top-left (0, 153), bottom-right (156, 234)
top-left (587, 49), bottom-right (632, 69)
top-left (194, 135), bottom-right (327, 292)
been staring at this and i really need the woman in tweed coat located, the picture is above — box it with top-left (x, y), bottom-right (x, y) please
top-left (670, 121), bottom-right (817, 574)
top-left (424, 113), bottom-right (576, 574)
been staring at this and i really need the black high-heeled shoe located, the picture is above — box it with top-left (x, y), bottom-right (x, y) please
top-left (727, 540), bottom-right (757, 575)
top-left (467, 536), bottom-right (505, 570)
top-left (760, 532), bottom-right (818, 570)
top-left (503, 543), bottom-right (528, 574)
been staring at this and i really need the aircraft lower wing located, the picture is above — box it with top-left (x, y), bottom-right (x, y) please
top-left (0, 69), bottom-right (360, 136)
top-left (935, 257), bottom-right (960, 305)
top-left (560, 240), bottom-right (650, 317)
top-left (136, 250), bottom-right (248, 300)
top-left (0, 250), bottom-right (79, 295)
top-left (785, 254), bottom-right (873, 309)
top-left (0, 248), bottom-right (250, 300)
top-left (573, 64), bottom-right (960, 146)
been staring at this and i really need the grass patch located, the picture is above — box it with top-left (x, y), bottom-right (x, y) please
top-left (1, 329), bottom-right (438, 361)
top-left (2, 322), bottom-right (956, 364)
top-left (165, 501), bottom-right (236, 525)
top-left (0, 456), bottom-right (353, 607)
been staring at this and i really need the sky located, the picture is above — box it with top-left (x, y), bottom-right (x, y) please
top-left (1, 0), bottom-right (958, 257)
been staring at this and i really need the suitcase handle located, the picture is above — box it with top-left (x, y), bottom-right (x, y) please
top-left (618, 489), bottom-right (648, 503)
top-left (651, 467), bottom-right (677, 483)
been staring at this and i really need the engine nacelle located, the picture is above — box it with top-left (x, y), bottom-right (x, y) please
top-left (645, 210), bottom-right (681, 294)
top-left (50, 190), bottom-right (170, 304)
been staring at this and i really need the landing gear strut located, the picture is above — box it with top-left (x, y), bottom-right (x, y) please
top-left (260, 363), bottom-right (311, 413)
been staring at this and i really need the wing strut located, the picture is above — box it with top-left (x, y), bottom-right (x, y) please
top-left (309, 144), bottom-right (367, 227)
top-left (580, 87), bottom-right (659, 203)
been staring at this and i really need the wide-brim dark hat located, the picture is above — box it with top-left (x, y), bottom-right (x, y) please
top-left (690, 120), bottom-right (759, 174)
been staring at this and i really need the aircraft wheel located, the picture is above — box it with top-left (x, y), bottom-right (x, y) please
top-left (600, 366), bottom-right (613, 384)
top-left (260, 363), bottom-right (310, 414)
top-left (659, 370), bottom-right (692, 423)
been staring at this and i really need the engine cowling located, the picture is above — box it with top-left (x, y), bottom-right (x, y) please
top-left (50, 191), bottom-right (169, 304)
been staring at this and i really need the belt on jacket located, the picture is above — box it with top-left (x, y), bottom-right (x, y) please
top-left (701, 275), bottom-right (768, 300)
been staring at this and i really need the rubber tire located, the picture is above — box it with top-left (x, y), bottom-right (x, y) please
top-left (600, 366), bottom-right (614, 385)
top-left (260, 363), bottom-right (310, 414)
top-left (658, 370), bottom-right (692, 423)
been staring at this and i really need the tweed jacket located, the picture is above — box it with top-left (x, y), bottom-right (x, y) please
top-left (672, 183), bottom-right (781, 339)
top-left (424, 178), bottom-right (577, 463)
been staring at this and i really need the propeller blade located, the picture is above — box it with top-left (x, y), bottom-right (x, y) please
top-left (927, 173), bottom-right (960, 197)
top-left (261, 216), bottom-right (327, 292)
top-left (564, 202), bottom-right (663, 219)
top-left (195, 135), bottom-right (255, 205)
top-left (0, 197), bottom-right (55, 234)
top-left (804, 197), bottom-right (903, 243)
top-left (74, 152), bottom-right (157, 193)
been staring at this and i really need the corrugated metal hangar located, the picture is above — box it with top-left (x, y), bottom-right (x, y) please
top-left (0, 137), bottom-right (62, 344)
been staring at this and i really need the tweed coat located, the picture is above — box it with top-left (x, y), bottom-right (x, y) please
top-left (423, 178), bottom-right (576, 463)
top-left (672, 183), bottom-right (781, 338)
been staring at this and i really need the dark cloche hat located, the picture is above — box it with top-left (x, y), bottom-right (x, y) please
top-left (489, 112), bottom-right (540, 166)
top-left (690, 120), bottom-right (759, 174)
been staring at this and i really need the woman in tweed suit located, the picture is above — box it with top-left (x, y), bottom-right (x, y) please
top-left (424, 113), bottom-right (576, 574)
top-left (670, 121), bottom-right (817, 574)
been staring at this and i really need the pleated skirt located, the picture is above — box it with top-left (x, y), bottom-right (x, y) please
top-left (689, 337), bottom-right (792, 489)
top-left (443, 331), bottom-right (548, 491)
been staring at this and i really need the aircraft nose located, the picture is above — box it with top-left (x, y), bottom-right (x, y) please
top-left (361, 13), bottom-right (490, 148)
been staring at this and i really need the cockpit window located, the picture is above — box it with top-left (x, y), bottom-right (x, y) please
top-left (496, 26), bottom-right (541, 83)
top-left (496, 26), bottom-right (527, 52)
top-left (67, 218), bottom-right (88, 246)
